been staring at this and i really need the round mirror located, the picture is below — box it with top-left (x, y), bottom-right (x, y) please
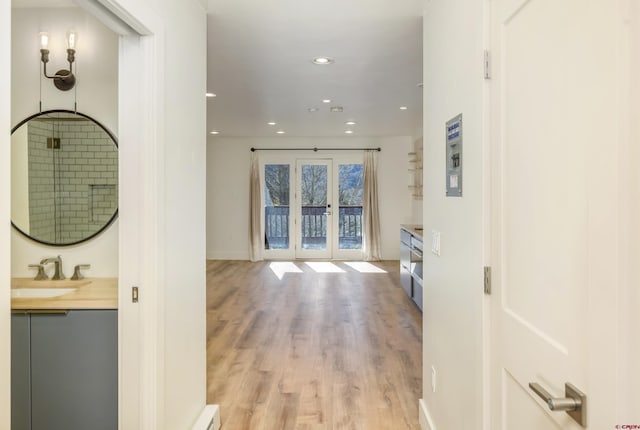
top-left (11, 110), bottom-right (118, 246)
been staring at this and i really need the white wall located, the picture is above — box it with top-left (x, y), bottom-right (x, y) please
top-left (623, 2), bottom-right (640, 420)
top-left (158, 0), bottom-right (207, 427)
top-left (421, 0), bottom-right (485, 428)
top-left (0, 0), bottom-right (11, 427)
top-left (11, 126), bottom-right (29, 233)
top-left (206, 136), bottom-right (416, 260)
top-left (11, 7), bottom-right (119, 278)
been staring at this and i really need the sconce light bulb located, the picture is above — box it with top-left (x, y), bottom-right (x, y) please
top-left (67, 31), bottom-right (77, 50)
top-left (39, 32), bottom-right (49, 50)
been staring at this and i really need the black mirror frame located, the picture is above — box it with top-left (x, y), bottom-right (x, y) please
top-left (11, 109), bottom-right (119, 247)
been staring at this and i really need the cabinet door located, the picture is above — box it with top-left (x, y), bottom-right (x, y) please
top-left (399, 241), bottom-right (413, 298)
top-left (11, 314), bottom-right (30, 430)
top-left (412, 278), bottom-right (423, 311)
top-left (30, 310), bottom-right (117, 430)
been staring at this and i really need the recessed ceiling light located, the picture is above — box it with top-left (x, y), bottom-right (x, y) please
top-left (345, 121), bottom-right (356, 126)
top-left (322, 99), bottom-right (332, 104)
top-left (330, 106), bottom-right (343, 112)
top-left (209, 131), bottom-right (219, 135)
top-left (345, 130), bottom-right (354, 134)
top-left (206, 93), bottom-right (216, 98)
top-left (400, 106), bottom-right (408, 110)
top-left (312, 57), bottom-right (334, 65)
top-left (276, 130), bottom-right (286, 134)
top-left (267, 122), bottom-right (277, 126)
top-left (308, 107), bottom-right (319, 112)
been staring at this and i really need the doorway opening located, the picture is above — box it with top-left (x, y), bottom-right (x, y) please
top-left (263, 157), bottom-right (363, 260)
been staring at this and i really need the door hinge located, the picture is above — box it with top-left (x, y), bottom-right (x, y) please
top-left (132, 286), bottom-right (139, 303)
top-left (484, 50), bottom-right (491, 80)
top-left (483, 266), bottom-right (491, 295)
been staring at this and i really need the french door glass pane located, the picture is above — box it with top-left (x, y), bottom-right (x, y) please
top-left (264, 164), bottom-right (290, 250)
top-left (338, 164), bottom-right (363, 250)
top-left (300, 164), bottom-right (327, 250)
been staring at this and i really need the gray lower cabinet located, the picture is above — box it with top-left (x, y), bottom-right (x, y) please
top-left (11, 314), bottom-right (30, 430)
top-left (11, 310), bottom-right (117, 430)
top-left (400, 227), bottom-right (424, 311)
top-left (400, 231), bottom-right (413, 298)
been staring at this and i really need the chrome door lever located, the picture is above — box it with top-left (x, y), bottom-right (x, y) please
top-left (529, 382), bottom-right (587, 427)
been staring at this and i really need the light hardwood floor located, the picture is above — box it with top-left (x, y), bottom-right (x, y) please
top-left (206, 260), bottom-right (423, 430)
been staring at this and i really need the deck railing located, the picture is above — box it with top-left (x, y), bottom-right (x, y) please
top-left (264, 205), bottom-right (363, 250)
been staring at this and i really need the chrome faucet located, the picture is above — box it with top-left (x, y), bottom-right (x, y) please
top-left (71, 264), bottom-right (91, 280)
top-left (28, 264), bottom-right (49, 280)
top-left (40, 255), bottom-right (65, 280)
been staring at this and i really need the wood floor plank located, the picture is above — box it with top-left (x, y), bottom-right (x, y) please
top-left (206, 260), bottom-right (422, 430)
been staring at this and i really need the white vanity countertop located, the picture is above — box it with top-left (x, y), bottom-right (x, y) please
top-left (11, 278), bottom-right (118, 310)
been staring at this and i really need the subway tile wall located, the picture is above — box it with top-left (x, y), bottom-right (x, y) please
top-left (28, 120), bottom-right (118, 243)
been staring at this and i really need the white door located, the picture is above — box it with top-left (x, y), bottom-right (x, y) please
top-left (296, 159), bottom-right (333, 259)
top-left (490, 0), bottom-right (625, 428)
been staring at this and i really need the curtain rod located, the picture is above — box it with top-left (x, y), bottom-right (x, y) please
top-left (250, 147), bottom-right (381, 152)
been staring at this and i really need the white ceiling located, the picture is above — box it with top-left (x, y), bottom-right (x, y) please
top-left (207, 0), bottom-right (424, 137)
top-left (12, 0), bottom-right (425, 138)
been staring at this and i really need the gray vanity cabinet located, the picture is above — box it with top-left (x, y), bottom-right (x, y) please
top-left (11, 314), bottom-right (30, 430)
top-left (11, 310), bottom-right (117, 430)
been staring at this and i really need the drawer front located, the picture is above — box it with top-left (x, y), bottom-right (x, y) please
top-left (401, 229), bottom-right (412, 246)
top-left (411, 236), bottom-right (423, 252)
top-left (412, 281), bottom-right (423, 311)
top-left (400, 242), bottom-right (411, 270)
top-left (400, 265), bottom-right (413, 298)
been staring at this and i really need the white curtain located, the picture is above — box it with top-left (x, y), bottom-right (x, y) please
top-left (249, 152), bottom-right (263, 261)
top-left (362, 150), bottom-right (381, 261)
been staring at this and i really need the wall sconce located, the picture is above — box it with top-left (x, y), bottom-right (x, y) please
top-left (39, 31), bottom-right (77, 91)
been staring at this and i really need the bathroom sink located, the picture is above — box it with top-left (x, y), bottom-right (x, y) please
top-left (11, 278), bottom-right (91, 289)
top-left (11, 288), bottom-right (77, 299)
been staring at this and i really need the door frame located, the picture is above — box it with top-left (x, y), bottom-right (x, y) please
top-left (260, 155), bottom-right (295, 260)
top-left (81, 1), bottom-right (163, 428)
top-left (260, 153), bottom-right (365, 261)
top-left (0, 1), bottom-right (163, 428)
top-left (295, 159), bottom-right (333, 259)
top-left (1, 0), bottom-right (12, 425)
top-left (331, 154), bottom-right (366, 260)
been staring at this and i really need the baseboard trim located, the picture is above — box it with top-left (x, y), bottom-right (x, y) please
top-left (419, 399), bottom-right (436, 430)
top-left (191, 405), bottom-right (220, 430)
top-left (206, 252), bottom-right (249, 260)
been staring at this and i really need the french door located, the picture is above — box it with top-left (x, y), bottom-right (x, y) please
top-left (295, 160), bottom-right (332, 259)
top-left (262, 156), bottom-right (363, 260)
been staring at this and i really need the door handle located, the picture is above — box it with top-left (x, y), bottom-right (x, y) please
top-left (528, 382), bottom-right (587, 427)
top-left (323, 212), bottom-right (332, 216)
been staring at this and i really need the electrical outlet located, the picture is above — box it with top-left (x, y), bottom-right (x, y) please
top-left (431, 366), bottom-right (437, 393)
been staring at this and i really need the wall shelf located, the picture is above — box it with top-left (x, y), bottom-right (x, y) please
top-left (408, 139), bottom-right (423, 199)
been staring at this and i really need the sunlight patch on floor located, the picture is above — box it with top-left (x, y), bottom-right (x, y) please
top-left (344, 261), bottom-right (388, 273)
top-left (305, 262), bottom-right (345, 273)
top-left (269, 262), bottom-right (303, 280)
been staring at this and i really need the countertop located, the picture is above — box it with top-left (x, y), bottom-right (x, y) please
top-left (401, 224), bottom-right (424, 240)
top-left (11, 278), bottom-right (118, 310)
